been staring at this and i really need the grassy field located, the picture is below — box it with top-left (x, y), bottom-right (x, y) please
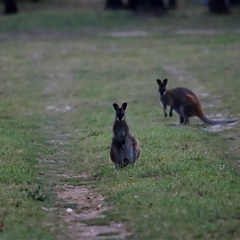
top-left (0, 1), bottom-right (240, 239)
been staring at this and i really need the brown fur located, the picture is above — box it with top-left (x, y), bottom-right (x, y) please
top-left (110, 102), bottom-right (140, 170)
top-left (156, 78), bottom-right (239, 125)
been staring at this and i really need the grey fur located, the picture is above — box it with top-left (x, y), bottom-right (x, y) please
top-left (110, 103), bottom-right (140, 170)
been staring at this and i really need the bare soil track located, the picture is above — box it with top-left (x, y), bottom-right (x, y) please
top-left (57, 177), bottom-right (131, 240)
top-left (43, 105), bottom-right (131, 240)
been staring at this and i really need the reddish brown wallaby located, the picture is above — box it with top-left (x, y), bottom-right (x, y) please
top-left (110, 102), bottom-right (140, 170)
top-left (156, 78), bottom-right (239, 125)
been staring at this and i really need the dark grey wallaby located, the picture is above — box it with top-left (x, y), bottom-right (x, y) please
top-left (110, 102), bottom-right (140, 170)
top-left (156, 78), bottom-right (239, 125)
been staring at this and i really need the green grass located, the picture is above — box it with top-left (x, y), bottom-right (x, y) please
top-left (0, 1), bottom-right (240, 239)
top-left (0, 105), bottom-right (58, 238)
top-left (0, 30), bottom-right (63, 238)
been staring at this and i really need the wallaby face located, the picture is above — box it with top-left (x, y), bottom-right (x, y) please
top-left (113, 102), bottom-right (127, 121)
top-left (156, 78), bottom-right (173, 118)
top-left (110, 102), bottom-right (140, 170)
top-left (156, 78), bottom-right (239, 126)
top-left (156, 78), bottom-right (168, 96)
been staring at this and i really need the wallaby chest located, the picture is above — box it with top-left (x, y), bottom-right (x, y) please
top-left (114, 136), bottom-right (134, 160)
top-left (113, 122), bottom-right (127, 135)
top-left (160, 94), bottom-right (174, 107)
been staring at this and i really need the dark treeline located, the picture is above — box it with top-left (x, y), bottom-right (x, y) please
top-left (2, 0), bottom-right (240, 15)
top-left (3, 0), bottom-right (18, 14)
top-left (105, 0), bottom-right (240, 15)
top-left (105, 0), bottom-right (177, 15)
top-left (208, 0), bottom-right (240, 14)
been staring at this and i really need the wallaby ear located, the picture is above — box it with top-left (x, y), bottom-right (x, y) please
top-left (163, 79), bottom-right (168, 86)
top-left (121, 102), bottom-right (128, 111)
top-left (156, 79), bottom-right (162, 86)
top-left (113, 103), bottom-right (119, 111)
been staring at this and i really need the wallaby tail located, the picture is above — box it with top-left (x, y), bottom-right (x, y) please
top-left (197, 112), bottom-right (239, 125)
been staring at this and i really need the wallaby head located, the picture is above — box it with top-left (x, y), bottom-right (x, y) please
top-left (113, 102), bottom-right (127, 121)
top-left (156, 78), bottom-right (168, 96)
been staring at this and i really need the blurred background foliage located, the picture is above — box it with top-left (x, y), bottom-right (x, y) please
top-left (2, 0), bottom-right (240, 15)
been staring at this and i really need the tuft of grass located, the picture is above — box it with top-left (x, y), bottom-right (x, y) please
top-left (24, 185), bottom-right (47, 201)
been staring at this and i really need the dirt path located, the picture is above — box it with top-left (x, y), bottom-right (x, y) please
top-left (42, 106), bottom-right (131, 240)
top-left (57, 180), bottom-right (130, 240)
top-left (107, 29), bottom-right (240, 37)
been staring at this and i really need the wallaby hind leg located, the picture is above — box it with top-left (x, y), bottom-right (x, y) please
top-left (124, 158), bottom-right (130, 165)
top-left (183, 117), bottom-right (190, 125)
top-left (178, 116), bottom-right (184, 124)
top-left (114, 163), bottom-right (119, 170)
top-left (180, 105), bottom-right (191, 125)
